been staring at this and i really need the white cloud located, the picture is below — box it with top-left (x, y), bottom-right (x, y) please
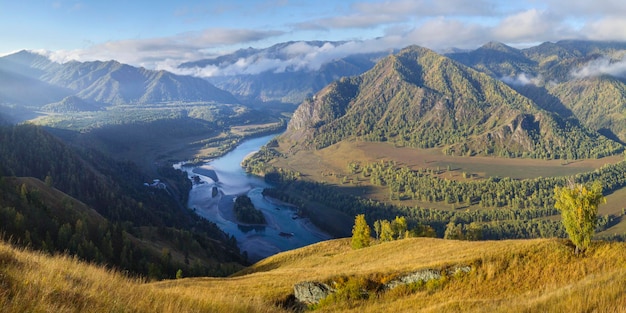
top-left (492, 9), bottom-right (568, 43)
top-left (168, 39), bottom-right (398, 77)
top-left (19, 0), bottom-right (626, 77)
top-left (500, 73), bottom-right (543, 86)
top-left (397, 17), bottom-right (490, 50)
top-left (352, 0), bottom-right (496, 17)
top-left (571, 55), bottom-right (626, 79)
top-left (41, 28), bottom-right (284, 68)
top-left (580, 17), bottom-right (626, 41)
top-left (294, 0), bottom-right (497, 31)
top-left (539, 0), bottom-right (626, 16)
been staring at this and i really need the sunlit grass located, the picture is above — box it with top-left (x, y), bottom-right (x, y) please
top-left (2, 236), bottom-right (626, 312)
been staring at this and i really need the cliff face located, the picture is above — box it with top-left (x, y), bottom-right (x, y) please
top-left (286, 76), bottom-right (359, 145)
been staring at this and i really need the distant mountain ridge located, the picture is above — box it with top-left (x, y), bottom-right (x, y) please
top-left (0, 50), bottom-right (238, 110)
top-left (285, 45), bottom-right (623, 159)
top-left (179, 41), bottom-right (391, 105)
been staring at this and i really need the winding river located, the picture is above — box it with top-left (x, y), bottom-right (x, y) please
top-left (175, 134), bottom-right (331, 262)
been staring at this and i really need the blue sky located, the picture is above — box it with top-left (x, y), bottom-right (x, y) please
top-left (2, 0), bottom-right (626, 74)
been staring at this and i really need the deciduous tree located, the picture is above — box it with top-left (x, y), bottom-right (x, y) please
top-left (351, 214), bottom-right (371, 249)
top-left (554, 181), bottom-right (605, 255)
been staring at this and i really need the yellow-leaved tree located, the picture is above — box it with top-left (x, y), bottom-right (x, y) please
top-left (553, 181), bottom-right (605, 255)
top-left (351, 214), bottom-right (371, 249)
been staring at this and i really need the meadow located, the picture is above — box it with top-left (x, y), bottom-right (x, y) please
top-left (2, 236), bottom-right (625, 312)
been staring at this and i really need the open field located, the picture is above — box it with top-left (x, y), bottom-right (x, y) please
top-left (598, 187), bottom-right (626, 236)
top-left (270, 138), bottom-right (626, 234)
top-left (272, 138), bottom-right (626, 210)
top-left (2, 237), bottom-right (626, 312)
top-left (285, 139), bottom-right (623, 181)
top-left (231, 121), bottom-right (284, 136)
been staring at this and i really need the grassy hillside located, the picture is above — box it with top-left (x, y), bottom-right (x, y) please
top-left (1, 237), bottom-right (625, 312)
top-left (0, 124), bottom-right (246, 279)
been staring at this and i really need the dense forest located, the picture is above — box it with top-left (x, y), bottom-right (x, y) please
top-left (0, 124), bottom-right (246, 279)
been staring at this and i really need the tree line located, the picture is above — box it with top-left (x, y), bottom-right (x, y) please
top-left (250, 149), bottom-right (624, 241)
top-left (348, 158), bottom-right (626, 211)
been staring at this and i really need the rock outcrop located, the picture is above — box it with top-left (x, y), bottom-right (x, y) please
top-left (384, 269), bottom-right (442, 290)
top-left (293, 281), bottom-right (335, 305)
top-left (293, 265), bottom-right (472, 305)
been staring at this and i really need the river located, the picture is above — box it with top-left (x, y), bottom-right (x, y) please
top-left (175, 134), bottom-right (331, 262)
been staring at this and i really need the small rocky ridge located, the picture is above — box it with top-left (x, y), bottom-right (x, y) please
top-left (293, 264), bottom-right (472, 305)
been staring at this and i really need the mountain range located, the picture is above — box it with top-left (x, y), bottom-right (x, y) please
top-left (2, 39), bottom-right (626, 159)
top-left (178, 41), bottom-right (390, 105)
top-left (447, 40), bottom-right (626, 144)
top-left (0, 50), bottom-right (237, 113)
top-left (284, 43), bottom-right (625, 159)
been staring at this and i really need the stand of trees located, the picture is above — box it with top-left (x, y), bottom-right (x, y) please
top-left (233, 195), bottom-right (266, 224)
top-left (250, 146), bottom-right (624, 241)
top-left (350, 159), bottom-right (626, 211)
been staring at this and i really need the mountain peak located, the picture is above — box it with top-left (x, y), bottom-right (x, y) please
top-left (480, 41), bottom-right (518, 53)
top-left (1, 49), bottom-right (53, 68)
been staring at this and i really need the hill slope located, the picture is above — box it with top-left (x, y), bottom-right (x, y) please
top-left (0, 124), bottom-right (246, 278)
top-left (448, 40), bottom-right (626, 144)
top-left (285, 45), bottom-right (622, 159)
top-left (1, 237), bottom-right (624, 312)
top-left (548, 77), bottom-right (626, 144)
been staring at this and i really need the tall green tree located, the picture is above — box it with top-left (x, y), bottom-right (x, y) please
top-left (391, 216), bottom-right (408, 239)
top-left (379, 220), bottom-right (394, 242)
top-left (373, 220), bottom-right (381, 240)
top-left (351, 214), bottom-right (371, 249)
top-left (554, 181), bottom-right (605, 255)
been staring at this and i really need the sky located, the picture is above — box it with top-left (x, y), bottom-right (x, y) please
top-left (2, 0), bottom-right (626, 76)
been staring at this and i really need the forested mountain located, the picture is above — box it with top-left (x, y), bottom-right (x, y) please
top-left (179, 41), bottom-right (388, 105)
top-left (285, 45), bottom-right (622, 159)
top-left (42, 95), bottom-right (102, 113)
top-left (446, 41), bottom-right (537, 78)
top-left (448, 40), bottom-right (626, 143)
top-left (0, 50), bottom-right (238, 112)
top-left (0, 124), bottom-right (246, 279)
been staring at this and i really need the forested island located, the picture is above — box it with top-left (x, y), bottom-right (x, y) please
top-left (233, 195), bottom-right (267, 225)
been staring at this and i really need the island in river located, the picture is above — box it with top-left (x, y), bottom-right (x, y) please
top-left (175, 134), bottom-right (332, 262)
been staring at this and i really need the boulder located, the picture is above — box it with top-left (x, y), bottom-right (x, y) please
top-left (385, 269), bottom-right (441, 290)
top-left (293, 281), bottom-right (334, 304)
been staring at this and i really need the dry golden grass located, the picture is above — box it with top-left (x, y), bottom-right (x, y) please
top-left (2, 236), bottom-right (626, 312)
top-left (277, 139), bottom-right (621, 182)
top-left (0, 241), bottom-right (287, 313)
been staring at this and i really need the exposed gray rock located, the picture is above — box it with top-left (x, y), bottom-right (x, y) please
top-left (447, 265), bottom-right (472, 276)
top-left (293, 265), bottom-right (472, 305)
top-left (384, 265), bottom-right (472, 290)
top-left (293, 281), bottom-right (335, 304)
top-left (384, 269), bottom-right (442, 290)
